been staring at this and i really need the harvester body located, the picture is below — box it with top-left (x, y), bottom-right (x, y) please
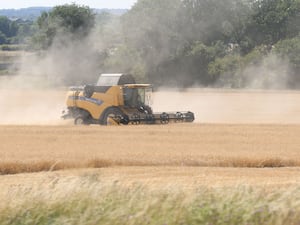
top-left (62, 74), bottom-right (194, 125)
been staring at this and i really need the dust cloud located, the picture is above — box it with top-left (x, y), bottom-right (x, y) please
top-left (240, 54), bottom-right (291, 89)
top-left (1, 43), bottom-right (299, 125)
top-left (242, 55), bottom-right (292, 88)
top-left (0, 88), bottom-right (67, 125)
top-left (0, 42), bottom-right (87, 125)
top-left (0, 25), bottom-right (105, 125)
top-left (153, 89), bottom-right (300, 124)
top-left (17, 35), bottom-right (104, 87)
top-left (0, 51), bottom-right (71, 125)
top-left (1, 85), bottom-right (300, 124)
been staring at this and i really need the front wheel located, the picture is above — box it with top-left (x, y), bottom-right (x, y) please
top-left (74, 116), bottom-right (89, 125)
top-left (100, 107), bottom-right (129, 125)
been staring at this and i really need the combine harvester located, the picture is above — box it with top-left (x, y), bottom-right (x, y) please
top-left (62, 74), bottom-right (195, 125)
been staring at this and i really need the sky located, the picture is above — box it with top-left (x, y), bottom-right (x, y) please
top-left (0, 0), bottom-right (138, 9)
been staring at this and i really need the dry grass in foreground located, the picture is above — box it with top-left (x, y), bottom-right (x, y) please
top-left (1, 124), bottom-right (300, 174)
top-left (1, 173), bottom-right (300, 225)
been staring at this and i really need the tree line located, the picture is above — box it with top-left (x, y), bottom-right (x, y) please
top-left (1, 0), bottom-right (300, 88)
top-left (118, 0), bottom-right (300, 88)
top-left (0, 16), bottom-right (33, 46)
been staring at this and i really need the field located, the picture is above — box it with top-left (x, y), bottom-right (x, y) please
top-left (1, 89), bottom-right (300, 224)
top-left (0, 50), bottom-right (23, 75)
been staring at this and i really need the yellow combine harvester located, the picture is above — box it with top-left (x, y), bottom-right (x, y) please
top-left (62, 74), bottom-right (195, 125)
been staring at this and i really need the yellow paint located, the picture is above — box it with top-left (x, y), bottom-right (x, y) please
top-left (66, 86), bottom-right (125, 119)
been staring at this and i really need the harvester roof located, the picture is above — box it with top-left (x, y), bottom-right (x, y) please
top-left (96, 74), bottom-right (136, 86)
top-left (123, 84), bottom-right (152, 88)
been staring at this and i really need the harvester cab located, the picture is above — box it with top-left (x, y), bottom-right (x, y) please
top-left (62, 74), bottom-right (194, 125)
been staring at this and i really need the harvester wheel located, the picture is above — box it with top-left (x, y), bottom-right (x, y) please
top-left (175, 112), bottom-right (184, 122)
top-left (101, 107), bottom-right (129, 125)
top-left (160, 112), bottom-right (169, 124)
top-left (131, 113), bottom-right (141, 125)
top-left (74, 116), bottom-right (89, 125)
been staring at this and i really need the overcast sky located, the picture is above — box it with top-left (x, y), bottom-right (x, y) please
top-left (0, 0), bottom-right (138, 9)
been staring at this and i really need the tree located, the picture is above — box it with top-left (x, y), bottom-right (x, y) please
top-left (33, 3), bottom-right (95, 49)
top-left (0, 16), bottom-right (10, 44)
top-left (0, 31), bottom-right (6, 44)
top-left (0, 16), bottom-right (28, 44)
top-left (179, 0), bottom-right (252, 45)
top-left (15, 20), bottom-right (34, 44)
top-left (274, 36), bottom-right (300, 87)
top-left (249, 0), bottom-right (300, 45)
top-left (0, 16), bottom-right (10, 37)
top-left (50, 4), bottom-right (95, 36)
top-left (152, 41), bottom-right (227, 87)
top-left (120, 0), bottom-right (254, 86)
top-left (122, 0), bottom-right (182, 64)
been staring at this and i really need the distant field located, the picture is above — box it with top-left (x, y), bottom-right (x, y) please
top-left (0, 50), bottom-right (23, 75)
top-left (0, 50), bottom-right (22, 63)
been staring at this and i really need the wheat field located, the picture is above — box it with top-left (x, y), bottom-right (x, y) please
top-left (0, 89), bottom-right (300, 179)
top-left (1, 123), bottom-right (300, 171)
top-left (1, 89), bottom-right (300, 224)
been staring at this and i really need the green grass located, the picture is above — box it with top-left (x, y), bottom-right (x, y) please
top-left (1, 174), bottom-right (300, 225)
top-left (0, 45), bottom-right (23, 51)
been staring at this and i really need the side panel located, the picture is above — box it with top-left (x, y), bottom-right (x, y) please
top-left (66, 86), bottom-right (124, 120)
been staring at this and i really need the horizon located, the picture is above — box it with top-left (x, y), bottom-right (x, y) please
top-left (0, 0), bottom-right (138, 10)
top-left (0, 6), bottom-right (129, 10)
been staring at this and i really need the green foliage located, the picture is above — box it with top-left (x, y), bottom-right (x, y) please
top-left (208, 54), bottom-right (243, 87)
top-left (0, 16), bottom-right (34, 45)
top-left (208, 46), bottom-right (271, 88)
top-left (0, 45), bottom-right (22, 51)
top-left (274, 36), bottom-right (300, 69)
top-left (122, 0), bottom-right (182, 65)
top-left (15, 21), bottom-right (35, 44)
top-left (150, 41), bottom-right (227, 87)
top-left (2, 0), bottom-right (300, 87)
top-left (119, 0), bottom-right (255, 86)
top-left (116, 0), bottom-right (300, 88)
top-left (0, 17), bottom-right (10, 38)
top-left (103, 45), bottom-right (147, 82)
top-left (0, 16), bottom-right (15, 44)
top-left (249, 0), bottom-right (300, 45)
top-left (50, 4), bottom-right (95, 36)
top-left (180, 0), bottom-right (253, 46)
top-left (33, 3), bottom-right (95, 49)
top-left (0, 31), bottom-right (7, 44)
top-left (273, 36), bottom-right (300, 87)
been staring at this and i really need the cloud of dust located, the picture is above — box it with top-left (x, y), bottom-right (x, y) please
top-left (18, 35), bottom-right (105, 87)
top-left (153, 88), bottom-right (300, 124)
top-left (239, 54), bottom-right (291, 89)
top-left (0, 21), bottom-right (109, 125)
top-left (0, 88), bottom-right (68, 125)
top-left (214, 53), bottom-right (293, 89)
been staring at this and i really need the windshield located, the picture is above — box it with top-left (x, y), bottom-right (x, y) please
top-left (123, 87), bottom-right (152, 107)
